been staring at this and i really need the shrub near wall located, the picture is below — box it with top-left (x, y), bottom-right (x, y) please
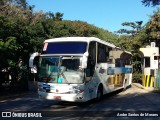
top-left (132, 72), bottom-right (142, 84)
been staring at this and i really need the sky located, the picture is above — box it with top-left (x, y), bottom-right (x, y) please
top-left (27, 0), bottom-right (158, 33)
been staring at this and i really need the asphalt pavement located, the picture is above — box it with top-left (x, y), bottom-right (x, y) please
top-left (0, 91), bottom-right (36, 101)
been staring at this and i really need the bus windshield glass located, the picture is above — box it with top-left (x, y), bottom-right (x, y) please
top-left (42, 42), bottom-right (87, 54)
top-left (38, 56), bottom-right (84, 84)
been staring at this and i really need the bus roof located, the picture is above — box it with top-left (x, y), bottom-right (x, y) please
top-left (44, 37), bottom-right (131, 54)
top-left (44, 37), bottom-right (116, 48)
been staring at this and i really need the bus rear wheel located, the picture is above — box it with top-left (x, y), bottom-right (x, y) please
top-left (123, 79), bottom-right (127, 91)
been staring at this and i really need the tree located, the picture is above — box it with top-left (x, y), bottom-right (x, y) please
top-left (117, 21), bottom-right (143, 36)
top-left (143, 8), bottom-right (160, 47)
top-left (0, 0), bottom-right (46, 90)
top-left (142, 0), bottom-right (160, 7)
top-left (54, 12), bottom-right (64, 21)
top-left (45, 12), bottom-right (64, 21)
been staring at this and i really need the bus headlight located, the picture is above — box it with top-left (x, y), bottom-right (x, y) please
top-left (38, 87), bottom-right (46, 92)
top-left (72, 86), bottom-right (84, 94)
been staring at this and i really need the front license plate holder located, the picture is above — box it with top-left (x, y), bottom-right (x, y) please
top-left (54, 96), bottom-right (61, 100)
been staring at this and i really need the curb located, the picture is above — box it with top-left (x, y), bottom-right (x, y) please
top-left (132, 83), bottom-right (160, 94)
top-left (132, 83), bottom-right (144, 89)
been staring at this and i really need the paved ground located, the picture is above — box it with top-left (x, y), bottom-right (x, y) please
top-left (1, 83), bottom-right (160, 120)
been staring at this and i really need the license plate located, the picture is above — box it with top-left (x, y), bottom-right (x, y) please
top-left (54, 96), bottom-right (61, 100)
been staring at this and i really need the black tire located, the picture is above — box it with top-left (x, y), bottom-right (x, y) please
top-left (123, 79), bottom-right (127, 91)
top-left (95, 87), bottom-right (103, 102)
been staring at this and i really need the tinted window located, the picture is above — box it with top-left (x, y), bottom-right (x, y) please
top-left (42, 42), bottom-right (87, 54)
top-left (98, 43), bottom-right (106, 63)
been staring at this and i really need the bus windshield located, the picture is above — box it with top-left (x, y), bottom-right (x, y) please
top-left (38, 56), bottom-right (84, 84)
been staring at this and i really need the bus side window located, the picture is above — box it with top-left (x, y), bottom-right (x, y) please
top-left (115, 58), bottom-right (125, 67)
top-left (98, 43), bottom-right (106, 63)
top-left (106, 47), bottom-right (113, 63)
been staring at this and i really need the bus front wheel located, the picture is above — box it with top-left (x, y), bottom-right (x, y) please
top-left (96, 86), bottom-right (103, 102)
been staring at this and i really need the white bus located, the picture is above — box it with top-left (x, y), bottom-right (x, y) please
top-left (29, 37), bottom-right (132, 102)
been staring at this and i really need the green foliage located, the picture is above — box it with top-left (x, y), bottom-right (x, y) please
top-left (143, 8), bottom-right (160, 46)
top-left (117, 21), bottom-right (143, 36)
top-left (0, 0), bottom-right (44, 89)
top-left (39, 20), bottom-right (118, 44)
top-left (132, 72), bottom-right (142, 84)
top-left (0, 37), bottom-right (20, 68)
top-left (142, 0), bottom-right (160, 7)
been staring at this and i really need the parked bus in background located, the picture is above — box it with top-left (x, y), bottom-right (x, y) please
top-left (29, 37), bottom-right (132, 102)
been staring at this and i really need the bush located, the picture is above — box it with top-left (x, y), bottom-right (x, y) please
top-left (132, 72), bottom-right (142, 84)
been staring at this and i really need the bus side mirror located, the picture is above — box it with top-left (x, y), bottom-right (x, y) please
top-left (29, 52), bottom-right (40, 73)
top-left (81, 52), bottom-right (88, 69)
top-left (31, 65), bottom-right (37, 73)
top-left (82, 59), bottom-right (87, 69)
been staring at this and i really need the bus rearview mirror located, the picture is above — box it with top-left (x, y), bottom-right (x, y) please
top-left (82, 59), bottom-right (87, 68)
top-left (29, 52), bottom-right (40, 74)
top-left (81, 52), bottom-right (88, 69)
top-left (31, 65), bottom-right (37, 73)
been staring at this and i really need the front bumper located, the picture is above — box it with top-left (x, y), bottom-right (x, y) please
top-left (38, 91), bottom-right (86, 102)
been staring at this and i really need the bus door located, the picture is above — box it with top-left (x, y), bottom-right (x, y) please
top-left (84, 41), bottom-right (97, 100)
top-left (96, 43), bottom-right (109, 92)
